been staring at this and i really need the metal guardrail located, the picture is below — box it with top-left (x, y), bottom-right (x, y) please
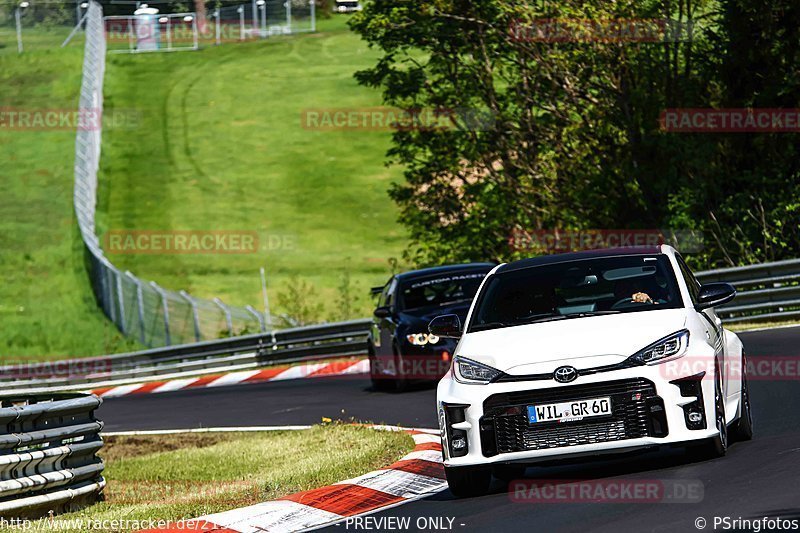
top-left (696, 258), bottom-right (800, 323)
top-left (0, 394), bottom-right (104, 518)
top-left (0, 320), bottom-right (372, 393)
top-left (4, 260), bottom-right (797, 394)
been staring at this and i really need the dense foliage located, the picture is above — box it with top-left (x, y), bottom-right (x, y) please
top-left (350, 0), bottom-right (799, 268)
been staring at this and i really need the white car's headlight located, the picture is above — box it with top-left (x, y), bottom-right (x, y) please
top-left (630, 330), bottom-right (690, 365)
top-left (454, 356), bottom-right (501, 384)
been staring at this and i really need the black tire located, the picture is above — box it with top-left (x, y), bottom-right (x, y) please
top-left (731, 353), bottom-right (754, 442)
top-left (392, 343), bottom-right (409, 392)
top-left (445, 465), bottom-right (492, 498)
top-left (368, 344), bottom-right (393, 391)
top-left (688, 362), bottom-right (727, 459)
top-left (492, 464), bottom-right (526, 483)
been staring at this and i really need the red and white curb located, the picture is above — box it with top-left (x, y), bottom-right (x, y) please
top-left (144, 427), bottom-right (446, 533)
top-left (93, 359), bottom-right (369, 399)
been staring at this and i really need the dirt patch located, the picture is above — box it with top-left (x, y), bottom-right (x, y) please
top-left (102, 479), bottom-right (262, 506)
top-left (100, 433), bottom-right (231, 463)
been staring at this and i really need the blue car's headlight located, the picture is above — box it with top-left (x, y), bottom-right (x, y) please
top-left (629, 330), bottom-right (690, 365)
top-left (406, 333), bottom-right (440, 346)
top-left (454, 356), bottom-right (501, 384)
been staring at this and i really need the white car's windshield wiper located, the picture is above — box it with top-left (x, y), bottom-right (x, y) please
top-left (561, 310), bottom-right (621, 318)
top-left (516, 313), bottom-right (567, 325)
top-left (475, 314), bottom-right (568, 328)
top-left (471, 310), bottom-right (622, 331)
top-left (470, 321), bottom-right (512, 332)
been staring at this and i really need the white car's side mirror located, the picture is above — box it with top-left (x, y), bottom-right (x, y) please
top-left (428, 314), bottom-right (462, 339)
top-left (695, 282), bottom-right (736, 310)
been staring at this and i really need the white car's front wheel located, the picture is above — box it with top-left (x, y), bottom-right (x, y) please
top-left (731, 353), bottom-right (754, 441)
top-left (688, 362), bottom-right (728, 459)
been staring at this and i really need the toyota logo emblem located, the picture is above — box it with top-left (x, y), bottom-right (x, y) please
top-left (554, 366), bottom-right (578, 383)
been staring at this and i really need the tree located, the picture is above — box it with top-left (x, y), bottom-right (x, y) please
top-left (350, 0), bottom-right (800, 268)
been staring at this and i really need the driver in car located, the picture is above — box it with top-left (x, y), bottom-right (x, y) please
top-left (614, 278), bottom-right (655, 304)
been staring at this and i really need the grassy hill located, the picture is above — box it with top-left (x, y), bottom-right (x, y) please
top-left (98, 16), bottom-right (407, 324)
top-left (0, 17), bottom-right (405, 361)
top-left (0, 45), bottom-right (138, 361)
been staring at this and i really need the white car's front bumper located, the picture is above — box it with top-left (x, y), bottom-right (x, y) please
top-left (437, 361), bottom-right (718, 467)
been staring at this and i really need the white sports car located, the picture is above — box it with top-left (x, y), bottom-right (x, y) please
top-left (431, 245), bottom-right (753, 497)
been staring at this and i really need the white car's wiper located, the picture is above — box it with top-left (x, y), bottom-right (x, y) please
top-left (561, 310), bottom-right (621, 318)
top-left (516, 311), bottom-right (622, 325)
top-left (471, 310), bottom-right (621, 332)
top-left (470, 321), bottom-right (512, 332)
top-left (516, 313), bottom-right (566, 325)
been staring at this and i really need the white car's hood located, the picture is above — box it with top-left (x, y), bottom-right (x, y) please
top-left (458, 309), bottom-right (688, 374)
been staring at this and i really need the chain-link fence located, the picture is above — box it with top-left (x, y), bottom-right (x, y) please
top-left (208, 0), bottom-right (314, 44)
top-left (0, 1), bottom-right (85, 54)
top-left (104, 12), bottom-right (199, 54)
top-left (1, 0), bottom-right (314, 55)
top-left (101, 0), bottom-right (315, 53)
top-left (76, 1), bottom-right (267, 348)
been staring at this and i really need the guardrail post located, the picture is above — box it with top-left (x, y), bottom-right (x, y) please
top-left (246, 305), bottom-right (266, 333)
top-left (126, 271), bottom-right (146, 345)
top-left (127, 15), bottom-right (134, 51)
top-left (214, 9), bottom-right (220, 45)
top-left (105, 265), bottom-right (116, 325)
top-left (150, 281), bottom-right (172, 346)
top-left (192, 13), bottom-right (199, 50)
top-left (114, 268), bottom-right (126, 334)
top-left (213, 297), bottom-right (234, 336)
top-left (180, 290), bottom-right (202, 342)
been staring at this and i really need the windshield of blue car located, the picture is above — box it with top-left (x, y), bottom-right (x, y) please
top-left (468, 255), bottom-right (683, 332)
top-left (399, 272), bottom-right (487, 312)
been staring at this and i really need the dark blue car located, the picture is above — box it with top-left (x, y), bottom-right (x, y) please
top-left (369, 263), bottom-right (495, 391)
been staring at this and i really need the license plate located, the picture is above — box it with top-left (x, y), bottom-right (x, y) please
top-left (527, 397), bottom-right (612, 424)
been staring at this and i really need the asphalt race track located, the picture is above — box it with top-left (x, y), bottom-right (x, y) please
top-left (99, 373), bottom-right (438, 431)
top-left (100, 326), bottom-right (800, 532)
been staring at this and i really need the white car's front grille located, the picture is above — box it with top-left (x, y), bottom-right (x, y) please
top-left (479, 378), bottom-right (665, 456)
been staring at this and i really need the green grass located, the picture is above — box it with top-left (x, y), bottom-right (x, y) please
top-left (0, 17), bottom-right (404, 361)
top-left (0, 42), bottom-right (139, 362)
top-left (727, 319), bottom-right (800, 332)
top-left (25, 425), bottom-right (412, 530)
top-left (0, 25), bottom-right (83, 56)
top-left (0, 17), bottom-right (407, 361)
top-left (98, 16), bottom-right (408, 322)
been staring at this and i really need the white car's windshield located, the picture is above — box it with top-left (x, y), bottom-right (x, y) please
top-left (469, 255), bottom-right (683, 332)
